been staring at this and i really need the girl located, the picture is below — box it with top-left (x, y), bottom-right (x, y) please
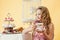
top-left (23, 6), bottom-right (54, 40)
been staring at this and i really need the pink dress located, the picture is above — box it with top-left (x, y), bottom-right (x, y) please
top-left (32, 20), bottom-right (46, 40)
top-left (33, 31), bottom-right (45, 40)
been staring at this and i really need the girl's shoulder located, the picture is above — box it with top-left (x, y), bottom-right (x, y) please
top-left (48, 23), bottom-right (54, 26)
top-left (48, 23), bottom-right (54, 30)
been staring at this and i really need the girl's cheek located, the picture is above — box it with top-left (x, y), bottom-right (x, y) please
top-left (38, 15), bottom-right (41, 18)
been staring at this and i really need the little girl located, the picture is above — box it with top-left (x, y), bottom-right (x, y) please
top-left (23, 6), bottom-right (54, 40)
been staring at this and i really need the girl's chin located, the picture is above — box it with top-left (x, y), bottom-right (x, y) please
top-left (35, 30), bottom-right (44, 33)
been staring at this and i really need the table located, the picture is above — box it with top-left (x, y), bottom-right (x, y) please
top-left (0, 34), bottom-right (23, 40)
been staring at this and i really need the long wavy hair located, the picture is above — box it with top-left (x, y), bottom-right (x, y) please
top-left (36, 6), bottom-right (51, 34)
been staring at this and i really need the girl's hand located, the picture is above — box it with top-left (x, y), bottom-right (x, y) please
top-left (43, 29), bottom-right (47, 35)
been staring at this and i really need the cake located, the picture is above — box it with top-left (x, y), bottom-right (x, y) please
top-left (2, 13), bottom-right (16, 34)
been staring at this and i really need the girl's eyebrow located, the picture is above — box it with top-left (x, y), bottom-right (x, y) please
top-left (36, 13), bottom-right (41, 15)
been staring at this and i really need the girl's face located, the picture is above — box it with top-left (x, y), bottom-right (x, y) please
top-left (36, 9), bottom-right (42, 20)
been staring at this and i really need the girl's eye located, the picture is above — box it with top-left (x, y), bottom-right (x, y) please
top-left (36, 14), bottom-right (40, 15)
top-left (38, 14), bottom-right (41, 15)
top-left (38, 13), bottom-right (42, 15)
top-left (36, 13), bottom-right (41, 16)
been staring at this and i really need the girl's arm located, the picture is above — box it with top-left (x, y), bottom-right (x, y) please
top-left (22, 24), bottom-right (35, 34)
top-left (43, 23), bottom-right (54, 40)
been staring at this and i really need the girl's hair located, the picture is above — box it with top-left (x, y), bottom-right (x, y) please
top-left (36, 6), bottom-right (51, 34)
